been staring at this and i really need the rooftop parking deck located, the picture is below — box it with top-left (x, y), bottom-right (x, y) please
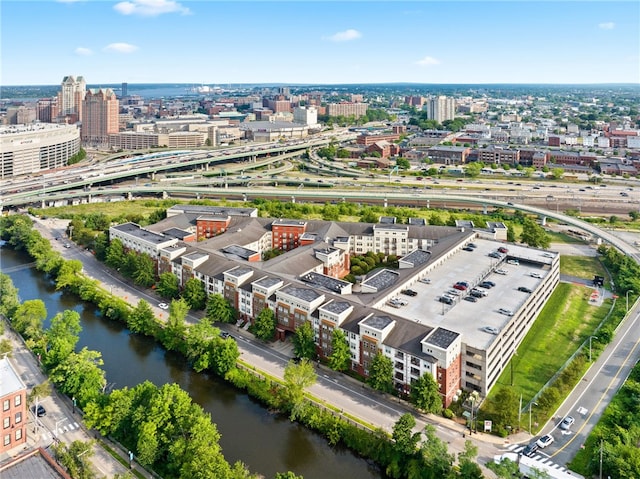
top-left (378, 239), bottom-right (555, 350)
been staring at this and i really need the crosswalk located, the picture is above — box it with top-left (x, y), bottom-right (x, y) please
top-left (41, 421), bottom-right (81, 441)
top-left (504, 444), bottom-right (571, 474)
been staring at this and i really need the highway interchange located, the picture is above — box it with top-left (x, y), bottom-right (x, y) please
top-left (5, 138), bottom-right (640, 475)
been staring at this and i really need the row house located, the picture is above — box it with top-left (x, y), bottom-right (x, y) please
top-left (109, 223), bottom-right (179, 275)
top-left (271, 219), bottom-right (307, 251)
top-left (178, 251), bottom-right (462, 406)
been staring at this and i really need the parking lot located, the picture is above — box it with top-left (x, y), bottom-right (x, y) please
top-left (379, 238), bottom-right (553, 349)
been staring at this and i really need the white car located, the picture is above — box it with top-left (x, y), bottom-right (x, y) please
top-left (158, 302), bottom-right (169, 310)
top-left (482, 326), bottom-right (499, 335)
top-left (495, 269), bottom-right (508, 275)
top-left (536, 434), bottom-right (554, 448)
top-left (530, 272), bottom-right (543, 279)
top-left (507, 259), bottom-right (519, 266)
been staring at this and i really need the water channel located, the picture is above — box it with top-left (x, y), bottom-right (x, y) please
top-left (1, 246), bottom-right (383, 479)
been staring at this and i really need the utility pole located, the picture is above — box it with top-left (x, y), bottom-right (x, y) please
top-left (599, 440), bottom-right (603, 479)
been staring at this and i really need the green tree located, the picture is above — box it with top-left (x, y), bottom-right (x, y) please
top-left (161, 299), bottom-right (189, 353)
top-left (283, 358), bottom-right (317, 419)
top-left (157, 272), bottom-right (180, 299)
top-left (483, 386), bottom-right (519, 433)
top-left (396, 157), bottom-right (410, 170)
top-left (368, 352), bottom-right (394, 393)
top-left (551, 167), bottom-right (564, 180)
top-left (206, 293), bottom-right (236, 324)
top-left (185, 316), bottom-right (217, 372)
top-left (128, 299), bottom-right (158, 336)
top-left (105, 238), bottom-right (126, 270)
top-left (28, 380), bottom-right (52, 406)
top-left (210, 335), bottom-right (240, 377)
top-left (251, 308), bottom-right (277, 341)
top-left (55, 259), bottom-right (83, 290)
top-left (51, 440), bottom-right (95, 479)
top-left (44, 310), bottom-right (82, 368)
top-left (0, 273), bottom-right (20, 319)
top-left (409, 373), bottom-right (442, 413)
top-left (487, 457), bottom-right (521, 479)
top-left (392, 413), bottom-right (420, 456)
top-left (182, 277), bottom-right (207, 310)
top-left (328, 329), bottom-right (351, 372)
top-left (275, 473), bottom-right (303, 479)
top-left (0, 338), bottom-right (12, 357)
top-left (131, 253), bottom-right (156, 287)
top-left (520, 218), bottom-right (551, 248)
top-left (50, 347), bottom-right (106, 406)
top-left (464, 162), bottom-right (483, 178)
top-left (293, 321), bottom-right (316, 360)
top-left (419, 424), bottom-right (455, 478)
top-left (12, 299), bottom-right (46, 340)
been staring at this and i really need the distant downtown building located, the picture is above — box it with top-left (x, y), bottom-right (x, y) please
top-left (0, 123), bottom-right (81, 178)
top-left (81, 88), bottom-right (119, 147)
top-left (425, 95), bottom-right (456, 124)
top-left (56, 75), bottom-right (86, 124)
top-left (326, 102), bottom-right (368, 118)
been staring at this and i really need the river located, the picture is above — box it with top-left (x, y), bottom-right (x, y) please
top-left (0, 246), bottom-right (383, 479)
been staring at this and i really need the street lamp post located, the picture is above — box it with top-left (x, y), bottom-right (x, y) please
top-left (529, 401), bottom-right (538, 435)
top-left (626, 290), bottom-right (634, 312)
top-left (589, 336), bottom-right (598, 362)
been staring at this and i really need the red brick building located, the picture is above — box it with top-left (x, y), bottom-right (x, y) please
top-left (0, 358), bottom-right (27, 455)
top-left (271, 219), bottom-right (307, 251)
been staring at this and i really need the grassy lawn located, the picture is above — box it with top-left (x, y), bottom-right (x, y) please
top-left (546, 229), bottom-right (585, 244)
top-left (36, 200), bottom-right (179, 219)
top-left (489, 283), bottom-right (610, 404)
top-left (560, 255), bottom-right (607, 280)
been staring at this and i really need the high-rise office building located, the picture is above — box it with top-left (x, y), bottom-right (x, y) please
top-left (81, 88), bottom-right (119, 146)
top-left (121, 82), bottom-right (128, 98)
top-left (425, 95), bottom-right (456, 124)
top-left (56, 75), bottom-right (86, 123)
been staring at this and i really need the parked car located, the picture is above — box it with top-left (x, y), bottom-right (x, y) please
top-left (418, 278), bottom-right (431, 284)
top-left (471, 288), bottom-right (488, 298)
top-left (495, 269), bottom-right (508, 275)
top-left (31, 405), bottom-right (46, 417)
top-left (498, 308), bottom-right (514, 316)
top-left (479, 282), bottom-right (494, 289)
top-left (439, 296), bottom-right (453, 305)
top-left (488, 252), bottom-right (502, 259)
top-left (462, 247), bottom-right (474, 252)
top-left (482, 326), bottom-right (499, 335)
top-left (521, 442), bottom-right (539, 457)
top-left (559, 416), bottom-right (575, 430)
top-left (498, 247), bottom-right (508, 254)
top-left (464, 296), bottom-right (478, 303)
top-left (158, 303), bottom-right (169, 310)
top-left (401, 289), bottom-right (418, 297)
top-left (536, 434), bottom-right (554, 448)
top-left (530, 272), bottom-right (543, 279)
top-left (453, 283), bottom-right (467, 291)
top-left (507, 259), bottom-right (520, 265)
top-left (466, 243), bottom-right (477, 249)
top-left (518, 286), bottom-right (533, 293)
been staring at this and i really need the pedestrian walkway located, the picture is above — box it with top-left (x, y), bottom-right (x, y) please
top-left (502, 443), bottom-right (585, 478)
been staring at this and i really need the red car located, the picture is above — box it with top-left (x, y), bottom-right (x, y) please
top-left (498, 246), bottom-right (508, 254)
top-left (453, 283), bottom-right (468, 291)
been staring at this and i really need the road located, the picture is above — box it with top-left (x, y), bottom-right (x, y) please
top-left (539, 300), bottom-right (640, 466)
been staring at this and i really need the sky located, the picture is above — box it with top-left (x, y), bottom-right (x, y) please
top-left (2, 0), bottom-right (639, 86)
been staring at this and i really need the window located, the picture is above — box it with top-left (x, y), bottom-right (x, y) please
top-left (3, 434), bottom-right (9, 446)
top-left (14, 395), bottom-right (21, 407)
top-left (2, 400), bottom-right (8, 411)
top-left (15, 412), bottom-right (21, 424)
top-left (3, 417), bottom-right (9, 429)
top-left (15, 429), bottom-right (22, 441)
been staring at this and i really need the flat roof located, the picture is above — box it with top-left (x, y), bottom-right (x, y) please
top-left (401, 250), bottom-right (431, 267)
top-left (280, 285), bottom-right (323, 302)
top-left (222, 245), bottom-right (258, 260)
top-left (361, 269), bottom-right (400, 292)
top-left (0, 358), bottom-right (25, 395)
top-left (361, 314), bottom-right (394, 331)
top-left (321, 301), bottom-right (353, 314)
top-left (253, 276), bottom-right (282, 288)
top-left (424, 327), bottom-right (460, 349)
top-left (112, 223), bottom-right (172, 245)
top-left (300, 272), bottom-right (350, 294)
top-left (378, 239), bottom-right (552, 350)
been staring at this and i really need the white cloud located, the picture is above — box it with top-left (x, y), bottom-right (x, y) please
top-left (325, 29), bottom-right (362, 42)
top-left (415, 56), bottom-right (441, 67)
top-left (114, 0), bottom-right (191, 17)
top-left (598, 22), bottom-right (615, 30)
top-left (103, 43), bottom-right (139, 54)
top-left (75, 47), bottom-right (93, 56)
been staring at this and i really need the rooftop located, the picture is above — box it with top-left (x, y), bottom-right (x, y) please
top-left (280, 285), bottom-right (324, 303)
top-left (424, 327), bottom-right (460, 350)
top-left (361, 269), bottom-right (400, 292)
top-left (300, 271), bottom-right (350, 294)
top-left (0, 358), bottom-right (25, 396)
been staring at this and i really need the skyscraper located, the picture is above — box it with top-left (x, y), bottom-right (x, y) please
top-left (425, 95), bottom-right (456, 124)
top-left (56, 75), bottom-right (86, 123)
top-left (121, 82), bottom-right (128, 98)
top-left (81, 88), bottom-right (119, 147)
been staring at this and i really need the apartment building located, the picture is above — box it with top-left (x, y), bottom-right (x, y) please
top-left (0, 358), bottom-right (27, 455)
top-left (81, 88), bottom-right (119, 146)
top-left (326, 102), bottom-right (368, 118)
top-left (425, 96), bottom-right (456, 124)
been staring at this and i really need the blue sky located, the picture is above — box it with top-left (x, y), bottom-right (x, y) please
top-left (2, 1), bottom-right (639, 85)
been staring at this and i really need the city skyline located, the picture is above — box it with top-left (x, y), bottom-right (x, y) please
top-left (2, 1), bottom-right (639, 86)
